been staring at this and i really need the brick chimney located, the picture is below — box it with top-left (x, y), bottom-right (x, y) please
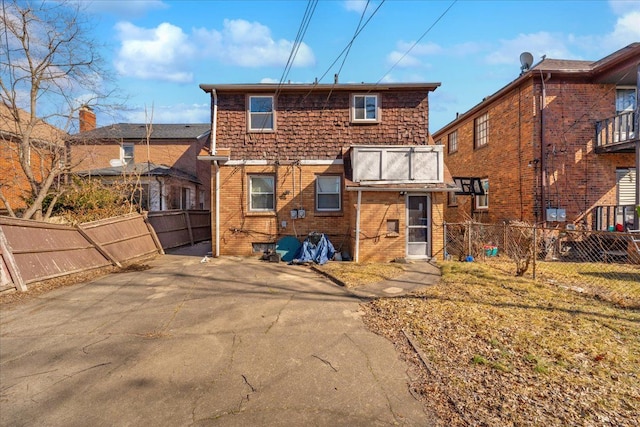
top-left (79, 105), bottom-right (96, 132)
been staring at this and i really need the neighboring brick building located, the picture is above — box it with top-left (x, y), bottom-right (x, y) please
top-left (0, 102), bottom-right (66, 214)
top-left (433, 43), bottom-right (639, 230)
top-left (198, 83), bottom-right (456, 262)
top-left (69, 107), bottom-right (211, 211)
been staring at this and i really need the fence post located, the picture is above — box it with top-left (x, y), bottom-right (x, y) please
top-left (443, 222), bottom-right (448, 261)
top-left (0, 228), bottom-right (27, 292)
top-left (184, 211), bottom-right (194, 246)
top-left (532, 224), bottom-right (537, 280)
top-left (467, 222), bottom-right (472, 257)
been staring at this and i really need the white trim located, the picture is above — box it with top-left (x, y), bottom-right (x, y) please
top-left (300, 159), bottom-right (344, 165)
top-left (226, 160), bottom-right (269, 166)
top-left (345, 186), bottom-right (447, 192)
top-left (405, 193), bottom-right (431, 259)
top-left (224, 159), bottom-right (343, 166)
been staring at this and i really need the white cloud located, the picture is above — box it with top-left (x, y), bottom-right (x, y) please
top-left (344, 0), bottom-right (368, 13)
top-left (194, 19), bottom-right (315, 67)
top-left (603, 11), bottom-right (640, 49)
top-left (124, 103), bottom-right (210, 123)
top-left (386, 41), bottom-right (441, 68)
top-left (485, 32), bottom-right (572, 65)
top-left (609, 0), bottom-right (640, 15)
top-left (114, 22), bottom-right (196, 83)
top-left (87, 0), bottom-right (169, 18)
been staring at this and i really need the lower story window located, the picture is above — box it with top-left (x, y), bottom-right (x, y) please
top-left (475, 179), bottom-right (489, 209)
top-left (250, 175), bottom-right (275, 211)
top-left (316, 175), bottom-right (341, 211)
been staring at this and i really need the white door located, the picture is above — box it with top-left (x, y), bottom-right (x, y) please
top-left (406, 195), bottom-right (431, 258)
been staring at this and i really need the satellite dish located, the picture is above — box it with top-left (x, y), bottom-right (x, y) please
top-left (520, 52), bottom-right (534, 71)
top-left (109, 159), bottom-right (124, 167)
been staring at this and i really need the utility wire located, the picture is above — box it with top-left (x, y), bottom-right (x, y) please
top-left (322, 0), bottom-right (371, 108)
top-left (376, 0), bottom-right (457, 84)
top-left (274, 0), bottom-right (318, 100)
top-left (297, 0), bottom-right (386, 108)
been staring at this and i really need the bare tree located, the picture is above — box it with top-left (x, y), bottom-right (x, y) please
top-left (0, 0), bottom-right (118, 219)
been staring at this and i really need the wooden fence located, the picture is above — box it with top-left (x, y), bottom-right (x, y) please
top-left (0, 213), bottom-right (162, 293)
top-left (146, 210), bottom-right (211, 249)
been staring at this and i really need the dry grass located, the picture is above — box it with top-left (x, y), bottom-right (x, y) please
top-left (362, 261), bottom-right (640, 426)
top-left (484, 256), bottom-right (640, 308)
top-left (314, 261), bottom-right (407, 288)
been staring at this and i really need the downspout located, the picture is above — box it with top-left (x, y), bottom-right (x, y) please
top-left (539, 72), bottom-right (551, 224)
top-left (211, 89), bottom-right (220, 258)
top-left (355, 190), bottom-right (362, 263)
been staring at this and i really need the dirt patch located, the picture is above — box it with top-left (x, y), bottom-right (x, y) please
top-left (313, 261), bottom-right (407, 288)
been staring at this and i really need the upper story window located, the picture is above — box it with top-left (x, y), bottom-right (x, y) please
top-left (121, 143), bottom-right (134, 164)
top-left (448, 130), bottom-right (458, 154)
top-left (249, 175), bottom-right (275, 211)
top-left (316, 175), bottom-right (342, 212)
top-left (474, 113), bottom-right (489, 149)
top-left (616, 87), bottom-right (636, 114)
top-left (475, 178), bottom-right (489, 210)
top-left (351, 94), bottom-right (380, 123)
top-left (248, 95), bottom-right (275, 132)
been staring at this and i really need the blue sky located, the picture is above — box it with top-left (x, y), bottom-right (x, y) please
top-left (83, 0), bottom-right (640, 132)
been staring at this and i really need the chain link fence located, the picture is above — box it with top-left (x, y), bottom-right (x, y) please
top-left (444, 222), bottom-right (640, 308)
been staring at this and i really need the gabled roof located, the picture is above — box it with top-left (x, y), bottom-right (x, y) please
top-left (434, 43), bottom-right (640, 136)
top-left (74, 162), bottom-right (201, 184)
top-left (72, 123), bottom-right (210, 141)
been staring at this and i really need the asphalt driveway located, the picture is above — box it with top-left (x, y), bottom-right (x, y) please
top-left (0, 244), bottom-right (435, 426)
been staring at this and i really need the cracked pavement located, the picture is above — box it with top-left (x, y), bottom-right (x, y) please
top-left (0, 243), bottom-right (436, 426)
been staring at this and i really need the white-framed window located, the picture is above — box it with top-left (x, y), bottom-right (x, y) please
top-left (351, 94), bottom-right (380, 122)
top-left (616, 87), bottom-right (636, 114)
top-left (474, 113), bottom-right (489, 148)
top-left (448, 130), bottom-right (458, 153)
top-left (121, 143), bottom-right (134, 164)
top-left (475, 179), bottom-right (489, 210)
top-left (316, 175), bottom-right (341, 211)
top-left (249, 175), bottom-right (275, 211)
top-left (248, 95), bottom-right (275, 132)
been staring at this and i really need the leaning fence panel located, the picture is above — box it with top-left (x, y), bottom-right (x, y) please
top-left (444, 222), bottom-right (640, 308)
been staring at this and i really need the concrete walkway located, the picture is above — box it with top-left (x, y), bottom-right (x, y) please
top-left (0, 243), bottom-right (437, 426)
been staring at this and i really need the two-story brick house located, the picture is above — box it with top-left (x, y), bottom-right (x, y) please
top-left (198, 83), bottom-right (456, 262)
top-left (69, 107), bottom-right (211, 211)
top-left (434, 43), bottom-right (639, 231)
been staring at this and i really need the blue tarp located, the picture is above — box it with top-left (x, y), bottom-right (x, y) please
top-left (292, 233), bottom-right (335, 265)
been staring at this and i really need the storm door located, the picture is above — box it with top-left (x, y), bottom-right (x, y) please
top-left (406, 195), bottom-right (431, 258)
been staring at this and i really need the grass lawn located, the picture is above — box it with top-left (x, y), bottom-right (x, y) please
top-left (352, 261), bottom-right (640, 426)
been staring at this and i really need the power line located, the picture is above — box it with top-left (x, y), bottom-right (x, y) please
top-left (376, 0), bottom-right (457, 84)
top-left (274, 0), bottom-right (318, 100)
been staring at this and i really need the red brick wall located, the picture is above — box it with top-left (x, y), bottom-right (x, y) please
top-left (438, 78), bottom-right (634, 227)
top-left (215, 163), bottom-right (352, 256)
top-left (213, 164), bottom-right (446, 262)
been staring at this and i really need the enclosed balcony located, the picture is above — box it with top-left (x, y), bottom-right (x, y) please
top-left (595, 109), bottom-right (638, 153)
